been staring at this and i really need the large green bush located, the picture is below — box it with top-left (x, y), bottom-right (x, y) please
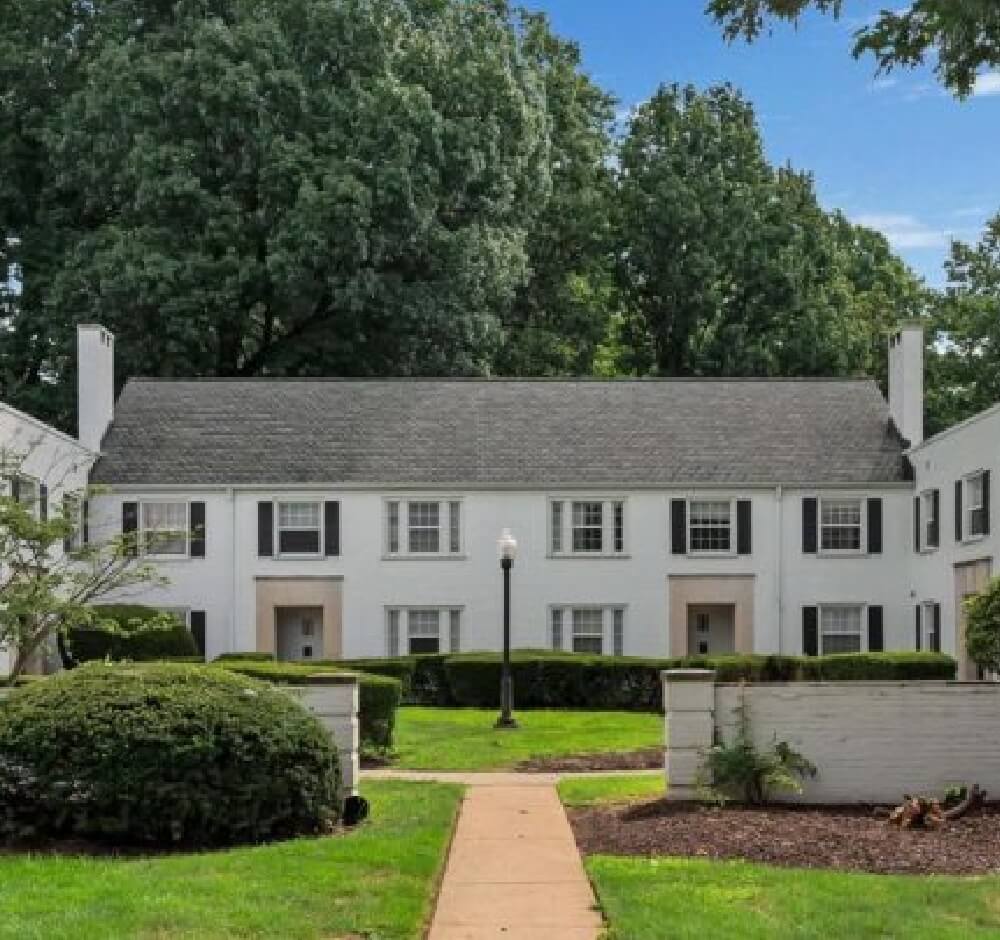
top-left (0, 663), bottom-right (340, 846)
top-left (965, 576), bottom-right (1000, 674)
top-left (213, 660), bottom-right (402, 749)
top-left (69, 605), bottom-right (198, 663)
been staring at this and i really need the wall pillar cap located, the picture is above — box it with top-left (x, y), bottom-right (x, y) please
top-left (662, 668), bottom-right (716, 681)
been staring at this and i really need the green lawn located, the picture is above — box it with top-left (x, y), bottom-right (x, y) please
top-left (392, 706), bottom-right (662, 770)
top-left (586, 856), bottom-right (1000, 939)
top-left (558, 772), bottom-right (664, 806)
top-left (0, 781), bottom-right (461, 940)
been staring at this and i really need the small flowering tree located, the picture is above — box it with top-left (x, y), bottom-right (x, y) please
top-left (966, 577), bottom-right (1000, 676)
top-left (0, 452), bottom-right (167, 682)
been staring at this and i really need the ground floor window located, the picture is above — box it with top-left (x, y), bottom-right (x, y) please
top-left (550, 606), bottom-right (626, 655)
top-left (819, 604), bottom-right (863, 654)
top-left (386, 607), bottom-right (462, 656)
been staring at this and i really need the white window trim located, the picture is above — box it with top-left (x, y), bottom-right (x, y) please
top-left (817, 495), bottom-right (867, 557)
top-left (274, 499), bottom-right (324, 559)
top-left (919, 489), bottom-right (938, 554)
top-left (964, 471), bottom-right (988, 542)
top-left (385, 606), bottom-right (464, 655)
top-left (383, 498), bottom-right (465, 559)
top-left (686, 497), bottom-right (737, 557)
top-left (140, 499), bottom-right (191, 560)
top-left (548, 497), bottom-right (629, 559)
top-left (818, 603), bottom-right (867, 655)
top-left (549, 605), bottom-right (627, 655)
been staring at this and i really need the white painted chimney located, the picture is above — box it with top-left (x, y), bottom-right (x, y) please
top-left (888, 320), bottom-right (924, 448)
top-left (77, 324), bottom-right (115, 452)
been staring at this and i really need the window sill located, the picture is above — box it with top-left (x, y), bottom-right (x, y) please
top-left (382, 554), bottom-right (467, 561)
top-left (962, 534), bottom-right (987, 546)
top-left (685, 551), bottom-right (738, 559)
top-left (547, 553), bottom-right (631, 560)
top-left (815, 550), bottom-right (867, 559)
top-left (273, 553), bottom-right (327, 561)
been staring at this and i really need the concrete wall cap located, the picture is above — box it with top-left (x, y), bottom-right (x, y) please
top-left (662, 669), bottom-right (717, 681)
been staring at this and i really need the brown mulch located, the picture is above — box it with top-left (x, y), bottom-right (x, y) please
top-left (516, 747), bottom-right (663, 773)
top-left (569, 799), bottom-right (1000, 875)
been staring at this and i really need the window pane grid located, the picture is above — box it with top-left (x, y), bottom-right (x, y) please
top-left (689, 500), bottom-right (731, 552)
top-left (968, 474), bottom-right (986, 537)
top-left (449, 502), bottom-right (461, 554)
top-left (551, 501), bottom-right (563, 553)
top-left (551, 608), bottom-right (563, 651)
top-left (820, 605), bottom-right (862, 654)
top-left (572, 608), bottom-right (604, 654)
top-left (277, 501), bottom-right (321, 554)
top-left (387, 501), bottom-right (400, 553)
top-left (572, 501), bottom-right (603, 552)
top-left (408, 501), bottom-right (440, 553)
top-left (142, 501), bottom-right (188, 555)
top-left (613, 502), bottom-right (624, 553)
top-left (820, 499), bottom-right (862, 551)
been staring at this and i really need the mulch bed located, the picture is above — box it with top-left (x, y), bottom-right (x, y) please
top-left (569, 799), bottom-right (1000, 875)
top-left (517, 747), bottom-right (663, 773)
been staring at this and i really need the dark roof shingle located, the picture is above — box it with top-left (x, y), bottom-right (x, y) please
top-left (91, 378), bottom-right (908, 486)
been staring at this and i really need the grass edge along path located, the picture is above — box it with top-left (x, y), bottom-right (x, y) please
top-left (0, 780), bottom-right (462, 940)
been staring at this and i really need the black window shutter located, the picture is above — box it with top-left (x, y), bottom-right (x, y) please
top-left (670, 499), bottom-right (687, 555)
top-left (82, 499), bottom-right (89, 545)
top-left (258, 501), bottom-right (274, 557)
top-left (190, 502), bottom-right (206, 557)
top-left (955, 480), bottom-right (963, 542)
top-left (803, 606), bottom-right (819, 656)
top-left (867, 498), bottom-right (882, 554)
top-left (62, 496), bottom-right (73, 553)
top-left (189, 610), bottom-right (207, 660)
top-left (915, 605), bottom-right (922, 651)
top-left (983, 471), bottom-right (991, 536)
top-left (10, 477), bottom-right (20, 502)
top-left (802, 498), bottom-right (818, 554)
top-left (913, 496), bottom-right (921, 553)
top-left (930, 489), bottom-right (940, 547)
top-left (39, 484), bottom-right (48, 521)
top-left (736, 500), bottom-right (752, 555)
top-left (932, 603), bottom-right (942, 652)
top-left (868, 605), bottom-right (884, 652)
top-left (324, 501), bottom-right (340, 556)
top-left (122, 501), bottom-right (139, 557)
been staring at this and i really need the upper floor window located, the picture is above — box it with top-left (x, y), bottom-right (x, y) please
top-left (385, 500), bottom-right (462, 557)
top-left (966, 471), bottom-right (989, 539)
top-left (820, 604), bottom-right (862, 654)
top-left (141, 501), bottom-right (189, 556)
top-left (277, 501), bottom-right (321, 555)
top-left (550, 499), bottom-right (626, 557)
top-left (820, 498), bottom-right (862, 553)
top-left (689, 500), bottom-right (731, 553)
top-left (919, 489), bottom-right (940, 551)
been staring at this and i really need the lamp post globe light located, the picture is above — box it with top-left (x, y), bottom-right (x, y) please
top-left (496, 528), bottom-right (518, 730)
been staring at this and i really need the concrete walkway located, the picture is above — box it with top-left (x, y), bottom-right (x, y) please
top-left (422, 774), bottom-right (604, 939)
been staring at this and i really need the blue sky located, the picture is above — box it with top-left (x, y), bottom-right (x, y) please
top-left (522, 0), bottom-right (1000, 286)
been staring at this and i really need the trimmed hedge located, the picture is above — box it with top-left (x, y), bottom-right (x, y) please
top-left (341, 655), bottom-right (452, 705)
top-left (0, 663), bottom-right (340, 846)
top-left (213, 660), bottom-right (402, 749)
top-left (69, 605), bottom-right (198, 663)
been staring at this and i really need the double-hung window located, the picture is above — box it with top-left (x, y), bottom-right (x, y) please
top-left (966, 472), bottom-right (987, 539)
top-left (920, 489), bottom-right (940, 550)
top-left (820, 499), bottom-right (863, 553)
top-left (277, 501), bottom-right (322, 555)
top-left (550, 606), bottom-right (626, 655)
top-left (385, 500), bottom-right (462, 557)
top-left (689, 500), bottom-right (732, 553)
top-left (141, 501), bottom-right (189, 556)
top-left (386, 607), bottom-right (462, 655)
top-left (819, 605), bottom-right (863, 654)
top-left (550, 499), bottom-right (626, 556)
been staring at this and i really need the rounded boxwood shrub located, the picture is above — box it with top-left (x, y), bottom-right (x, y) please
top-left (0, 663), bottom-right (340, 847)
top-left (68, 604), bottom-right (198, 663)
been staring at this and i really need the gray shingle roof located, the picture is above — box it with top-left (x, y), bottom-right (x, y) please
top-left (90, 378), bottom-right (909, 486)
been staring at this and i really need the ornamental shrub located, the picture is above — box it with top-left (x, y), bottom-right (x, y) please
top-left (965, 577), bottom-right (1000, 675)
top-left (0, 663), bottom-right (340, 846)
top-left (68, 604), bottom-right (198, 663)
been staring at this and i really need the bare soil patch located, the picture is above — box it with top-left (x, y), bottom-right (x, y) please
top-left (517, 747), bottom-right (663, 773)
top-left (569, 799), bottom-right (1000, 875)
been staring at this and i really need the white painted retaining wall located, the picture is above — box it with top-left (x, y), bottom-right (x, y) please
top-left (663, 670), bottom-right (1000, 803)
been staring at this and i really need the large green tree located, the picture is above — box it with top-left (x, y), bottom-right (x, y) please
top-left (2, 0), bottom-right (561, 429)
top-left (708, 1), bottom-right (1000, 97)
top-left (615, 83), bottom-right (922, 379)
top-left (926, 215), bottom-right (1000, 436)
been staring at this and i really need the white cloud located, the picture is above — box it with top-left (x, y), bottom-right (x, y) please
top-left (973, 72), bottom-right (1000, 97)
top-left (852, 213), bottom-right (953, 249)
top-left (870, 77), bottom-right (898, 93)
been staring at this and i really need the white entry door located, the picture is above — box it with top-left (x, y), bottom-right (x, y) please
top-left (276, 606), bottom-right (322, 662)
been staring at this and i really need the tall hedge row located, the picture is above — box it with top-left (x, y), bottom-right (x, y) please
top-left (68, 604), bottom-right (199, 663)
top-left (342, 650), bottom-right (957, 712)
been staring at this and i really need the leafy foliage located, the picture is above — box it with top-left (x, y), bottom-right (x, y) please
top-left (0, 663), bottom-right (341, 846)
top-left (699, 693), bottom-right (816, 805)
top-left (67, 604), bottom-right (198, 664)
top-left (707, 0), bottom-right (1000, 98)
top-left (965, 577), bottom-right (1000, 675)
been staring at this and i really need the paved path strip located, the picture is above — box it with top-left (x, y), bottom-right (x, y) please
top-left (363, 767), bottom-right (657, 785)
top-left (425, 776), bottom-right (604, 939)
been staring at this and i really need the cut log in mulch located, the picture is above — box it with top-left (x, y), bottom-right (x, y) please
top-left (569, 799), bottom-right (1000, 875)
top-left (517, 747), bottom-right (663, 773)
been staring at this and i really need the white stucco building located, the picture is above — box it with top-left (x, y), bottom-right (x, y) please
top-left (1, 322), bottom-right (995, 676)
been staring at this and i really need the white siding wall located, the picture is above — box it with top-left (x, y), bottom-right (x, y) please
top-left (89, 483), bottom-right (916, 661)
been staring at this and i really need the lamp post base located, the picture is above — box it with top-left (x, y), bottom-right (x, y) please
top-left (494, 716), bottom-right (519, 730)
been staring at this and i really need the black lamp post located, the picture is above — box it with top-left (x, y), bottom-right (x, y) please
top-left (495, 528), bottom-right (518, 729)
